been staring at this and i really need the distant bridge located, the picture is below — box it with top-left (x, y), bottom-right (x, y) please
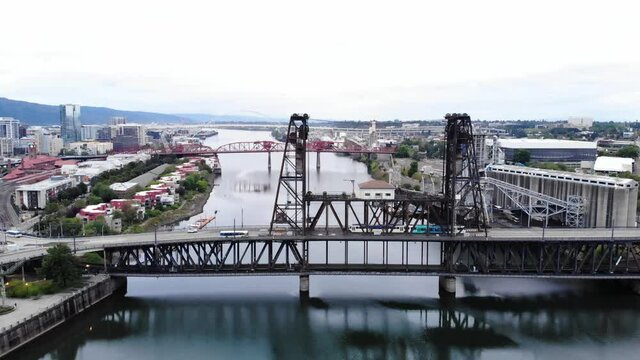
top-left (59, 140), bottom-right (395, 161)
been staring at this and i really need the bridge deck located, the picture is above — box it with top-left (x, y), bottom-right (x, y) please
top-left (103, 235), bottom-right (640, 279)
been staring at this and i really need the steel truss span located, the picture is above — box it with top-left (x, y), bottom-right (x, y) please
top-left (105, 237), bottom-right (640, 279)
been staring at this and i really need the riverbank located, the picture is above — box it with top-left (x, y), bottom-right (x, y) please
top-left (0, 275), bottom-right (126, 357)
top-left (351, 154), bottom-right (389, 181)
top-left (138, 170), bottom-right (217, 231)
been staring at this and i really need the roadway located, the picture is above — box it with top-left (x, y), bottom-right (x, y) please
top-left (0, 182), bottom-right (18, 229)
top-left (2, 226), bottom-right (640, 267)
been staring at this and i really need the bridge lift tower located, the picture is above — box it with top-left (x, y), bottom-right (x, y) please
top-left (270, 113), bottom-right (310, 235)
top-left (443, 113), bottom-right (487, 236)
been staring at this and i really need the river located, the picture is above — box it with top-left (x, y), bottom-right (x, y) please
top-left (8, 130), bottom-right (640, 360)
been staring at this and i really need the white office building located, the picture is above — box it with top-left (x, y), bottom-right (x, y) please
top-left (0, 117), bottom-right (20, 139)
top-left (15, 175), bottom-right (76, 210)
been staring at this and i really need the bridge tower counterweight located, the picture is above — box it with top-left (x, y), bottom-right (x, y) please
top-left (443, 113), bottom-right (487, 236)
top-left (270, 113), bottom-right (310, 235)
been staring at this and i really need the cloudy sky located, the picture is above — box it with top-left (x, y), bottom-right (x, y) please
top-left (2, 0), bottom-right (640, 120)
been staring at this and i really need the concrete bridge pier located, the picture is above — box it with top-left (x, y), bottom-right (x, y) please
top-left (267, 152), bottom-right (272, 170)
top-left (299, 274), bottom-right (310, 299)
top-left (438, 276), bottom-right (456, 299)
top-left (316, 152), bottom-right (321, 170)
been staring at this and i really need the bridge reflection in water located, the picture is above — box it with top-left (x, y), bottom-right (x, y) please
top-left (233, 181), bottom-right (271, 193)
top-left (11, 292), bottom-right (640, 360)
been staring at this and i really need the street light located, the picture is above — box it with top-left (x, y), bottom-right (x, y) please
top-left (343, 179), bottom-right (355, 197)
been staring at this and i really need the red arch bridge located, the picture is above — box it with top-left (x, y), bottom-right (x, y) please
top-left (166, 140), bottom-right (396, 156)
top-left (59, 141), bottom-right (396, 171)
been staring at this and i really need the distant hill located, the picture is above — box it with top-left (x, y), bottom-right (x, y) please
top-left (176, 113), bottom-right (288, 124)
top-left (0, 97), bottom-right (188, 125)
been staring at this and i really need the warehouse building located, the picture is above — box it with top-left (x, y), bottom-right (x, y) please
top-left (486, 164), bottom-right (638, 228)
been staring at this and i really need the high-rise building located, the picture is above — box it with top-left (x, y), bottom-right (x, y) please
top-left (96, 127), bottom-right (113, 141)
top-left (113, 135), bottom-right (140, 152)
top-left (81, 125), bottom-right (111, 141)
top-left (117, 124), bottom-right (146, 147)
top-left (0, 138), bottom-right (13, 156)
top-left (48, 136), bottom-right (64, 156)
top-left (0, 117), bottom-right (20, 139)
top-left (110, 116), bottom-right (127, 126)
top-left (60, 104), bottom-right (81, 144)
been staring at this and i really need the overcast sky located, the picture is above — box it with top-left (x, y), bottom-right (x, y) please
top-left (2, 0), bottom-right (640, 120)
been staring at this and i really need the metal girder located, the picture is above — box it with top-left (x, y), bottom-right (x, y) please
top-left (304, 196), bottom-right (446, 235)
top-left (484, 177), bottom-right (585, 227)
top-left (214, 141), bottom-right (285, 153)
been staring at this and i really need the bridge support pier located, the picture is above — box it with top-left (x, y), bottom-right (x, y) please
top-left (438, 276), bottom-right (456, 299)
top-left (316, 152), bottom-right (320, 170)
top-left (268, 152), bottom-right (271, 170)
top-left (299, 274), bottom-right (310, 297)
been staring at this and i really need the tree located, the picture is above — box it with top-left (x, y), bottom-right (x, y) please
top-left (92, 182), bottom-right (117, 203)
top-left (616, 145), bottom-right (640, 158)
top-left (119, 204), bottom-right (139, 226)
top-left (396, 145), bottom-right (412, 158)
top-left (408, 161), bottom-right (419, 178)
top-left (513, 149), bottom-right (531, 164)
top-left (38, 244), bottom-right (80, 288)
top-left (62, 218), bottom-right (83, 236)
top-left (196, 179), bottom-right (209, 193)
top-left (511, 129), bottom-right (528, 138)
top-left (87, 194), bottom-right (103, 205)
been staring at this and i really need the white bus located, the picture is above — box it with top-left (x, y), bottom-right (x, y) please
top-left (219, 230), bottom-right (249, 238)
top-left (6, 229), bottom-right (22, 238)
top-left (348, 224), bottom-right (406, 235)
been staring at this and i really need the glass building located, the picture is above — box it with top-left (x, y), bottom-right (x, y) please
top-left (60, 104), bottom-right (81, 144)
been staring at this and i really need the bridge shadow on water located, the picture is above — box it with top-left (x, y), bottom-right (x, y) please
top-left (8, 288), bottom-right (640, 360)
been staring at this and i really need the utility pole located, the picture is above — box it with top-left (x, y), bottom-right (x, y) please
top-left (1, 276), bottom-right (6, 307)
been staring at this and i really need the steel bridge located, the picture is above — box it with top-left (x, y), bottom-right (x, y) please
top-left (104, 235), bottom-right (640, 279)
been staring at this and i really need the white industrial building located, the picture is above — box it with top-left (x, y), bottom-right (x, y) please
top-left (357, 180), bottom-right (395, 200)
top-left (486, 164), bottom-right (638, 228)
top-left (593, 156), bottom-right (635, 174)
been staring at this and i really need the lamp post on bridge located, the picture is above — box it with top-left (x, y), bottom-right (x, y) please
top-left (343, 179), bottom-right (355, 197)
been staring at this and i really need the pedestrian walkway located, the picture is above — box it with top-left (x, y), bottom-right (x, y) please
top-left (0, 275), bottom-right (106, 331)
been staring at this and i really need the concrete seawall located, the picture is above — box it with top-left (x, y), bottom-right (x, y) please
top-left (0, 275), bottom-right (127, 358)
